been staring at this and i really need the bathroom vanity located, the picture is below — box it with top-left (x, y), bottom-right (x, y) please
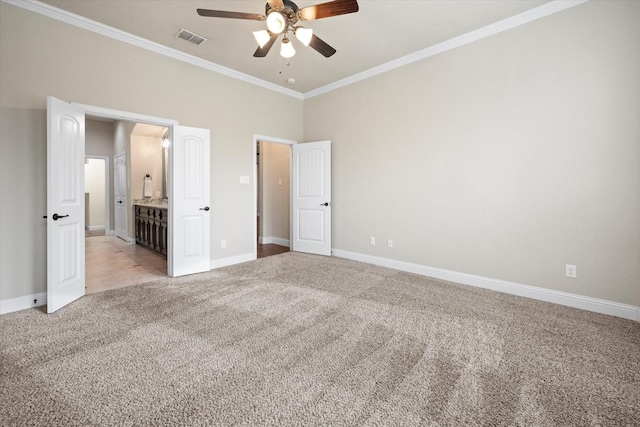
top-left (134, 202), bottom-right (168, 258)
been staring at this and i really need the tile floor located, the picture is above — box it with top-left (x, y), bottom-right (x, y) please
top-left (86, 236), bottom-right (289, 294)
top-left (85, 235), bottom-right (167, 294)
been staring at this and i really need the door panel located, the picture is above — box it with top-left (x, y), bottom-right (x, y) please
top-left (170, 125), bottom-right (211, 277)
top-left (114, 153), bottom-right (128, 241)
top-left (47, 96), bottom-right (85, 313)
top-left (292, 141), bottom-right (331, 256)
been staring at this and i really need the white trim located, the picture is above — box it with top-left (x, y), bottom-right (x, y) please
top-left (76, 103), bottom-right (178, 126)
top-left (4, 0), bottom-right (303, 100)
top-left (210, 253), bottom-right (255, 270)
top-left (259, 237), bottom-right (290, 247)
top-left (332, 249), bottom-right (639, 322)
top-left (86, 225), bottom-right (106, 232)
top-left (2, 0), bottom-right (586, 100)
top-left (271, 237), bottom-right (290, 247)
top-left (1, 292), bottom-right (47, 315)
top-left (304, 0), bottom-right (589, 98)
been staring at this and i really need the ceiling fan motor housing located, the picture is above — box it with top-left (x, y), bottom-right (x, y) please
top-left (266, 0), bottom-right (300, 26)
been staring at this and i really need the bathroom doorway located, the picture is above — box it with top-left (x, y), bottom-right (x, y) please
top-left (84, 117), bottom-right (167, 294)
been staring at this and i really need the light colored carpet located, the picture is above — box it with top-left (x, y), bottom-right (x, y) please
top-left (1, 252), bottom-right (638, 426)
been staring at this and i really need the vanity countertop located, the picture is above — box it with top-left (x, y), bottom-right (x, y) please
top-left (134, 201), bottom-right (168, 209)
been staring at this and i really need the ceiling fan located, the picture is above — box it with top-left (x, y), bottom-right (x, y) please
top-left (197, 0), bottom-right (359, 58)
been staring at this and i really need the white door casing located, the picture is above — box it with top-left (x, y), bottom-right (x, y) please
top-left (114, 153), bottom-right (128, 241)
top-left (47, 96), bottom-right (86, 313)
top-left (292, 141), bottom-right (332, 256)
top-left (170, 125), bottom-right (211, 277)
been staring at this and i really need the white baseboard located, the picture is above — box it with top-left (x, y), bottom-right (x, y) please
top-left (332, 249), bottom-right (640, 322)
top-left (259, 237), bottom-right (290, 247)
top-left (270, 237), bottom-right (290, 247)
top-left (4, 252), bottom-right (636, 323)
top-left (210, 252), bottom-right (255, 270)
top-left (0, 292), bottom-right (47, 315)
top-left (86, 225), bottom-right (106, 231)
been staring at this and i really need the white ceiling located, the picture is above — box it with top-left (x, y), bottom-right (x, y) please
top-left (39, 0), bottom-right (550, 94)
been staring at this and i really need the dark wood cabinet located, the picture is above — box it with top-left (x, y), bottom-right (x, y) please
top-left (134, 205), bottom-right (167, 258)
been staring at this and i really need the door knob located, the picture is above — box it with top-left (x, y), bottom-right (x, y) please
top-left (52, 213), bottom-right (69, 221)
top-left (200, 206), bottom-right (210, 211)
top-left (321, 202), bottom-right (329, 206)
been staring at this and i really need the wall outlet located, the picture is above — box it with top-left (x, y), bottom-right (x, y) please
top-left (565, 264), bottom-right (577, 278)
top-left (387, 239), bottom-right (393, 248)
top-left (369, 236), bottom-right (375, 246)
top-left (221, 239), bottom-right (227, 249)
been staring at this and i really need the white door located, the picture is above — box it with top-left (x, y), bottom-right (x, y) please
top-left (47, 96), bottom-right (85, 313)
top-left (292, 141), bottom-right (331, 256)
top-left (114, 153), bottom-right (128, 241)
top-left (170, 125), bottom-right (211, 277)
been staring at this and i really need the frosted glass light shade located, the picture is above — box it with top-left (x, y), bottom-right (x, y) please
top-left (266, 11), bottom-right (286, 34)
top-left (280, 38), bottom-right (295, 58)
top-left (295, 28), bottom-right (313, 46)
top-left (253, 30), bottom-right (271, 48)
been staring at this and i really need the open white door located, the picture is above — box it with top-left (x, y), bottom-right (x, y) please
top-left (170, 125), bottom-right (211, 277)
top-left (47, 96), bottom-right (85, 313)
top-left (113, 153), bottom-right (128, 241)
top-left (292, 141), bottom-right (331, 256)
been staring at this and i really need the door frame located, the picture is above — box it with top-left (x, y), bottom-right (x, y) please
top-left (84, 155), bottom-right (111, 235)
top-left (252, 134), bottom-right (297, 259)
top-left (72, 102), bottom-right (178, 274)
top-left (113, 152), bottom-right (128, 241)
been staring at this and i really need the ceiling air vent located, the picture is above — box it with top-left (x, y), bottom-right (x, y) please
top-left (174, 28), bottom-right (207, 46)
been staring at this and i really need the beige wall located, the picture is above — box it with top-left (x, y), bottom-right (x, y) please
top-left (131, 135), bottom-right (163, 200)
top-left (304, 1), bottom-right (640, 306)
top-left (0, 3), bottom-right (302, 300)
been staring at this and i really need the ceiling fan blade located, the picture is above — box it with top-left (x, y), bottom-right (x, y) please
top-left (298, 0), bottom-right (359, 21)
top-left (267, 0), bottom-right (285, 11)
top-left (197, 9), bottom-right (265, 21)
top-left (308, 34), bottom-right (337, 57)
top-left (253, 33), bottom-right (279, 57)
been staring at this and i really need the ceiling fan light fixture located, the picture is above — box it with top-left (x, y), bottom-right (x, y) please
top-left (266, 11), bottom-right (286, 34)
top-left (280, 37), bottom-right (296, 58)
top-left (295, 27), bottom-right (313, 47)
top-left (253, 30), bottom-right (271, 48)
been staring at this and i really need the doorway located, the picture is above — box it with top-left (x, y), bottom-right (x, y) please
top-left (84, 156), bottom-right (109, 237)
top-left (85, 118), bottom-right (168, 294)
top-left (255, 137), bottom-right (294, 259)
top-left (48, 97), bottom-right (213, 312)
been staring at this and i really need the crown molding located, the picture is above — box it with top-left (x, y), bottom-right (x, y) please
top-left (1, 0), bottom-right (304, 100)
top-left (3, 0), bottom-right (588, 101)
top-left (303, 0), bottom-right (589, 99)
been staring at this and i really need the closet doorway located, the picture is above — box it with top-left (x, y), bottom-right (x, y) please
top-left (256, 137), bottom-right (294, 259)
